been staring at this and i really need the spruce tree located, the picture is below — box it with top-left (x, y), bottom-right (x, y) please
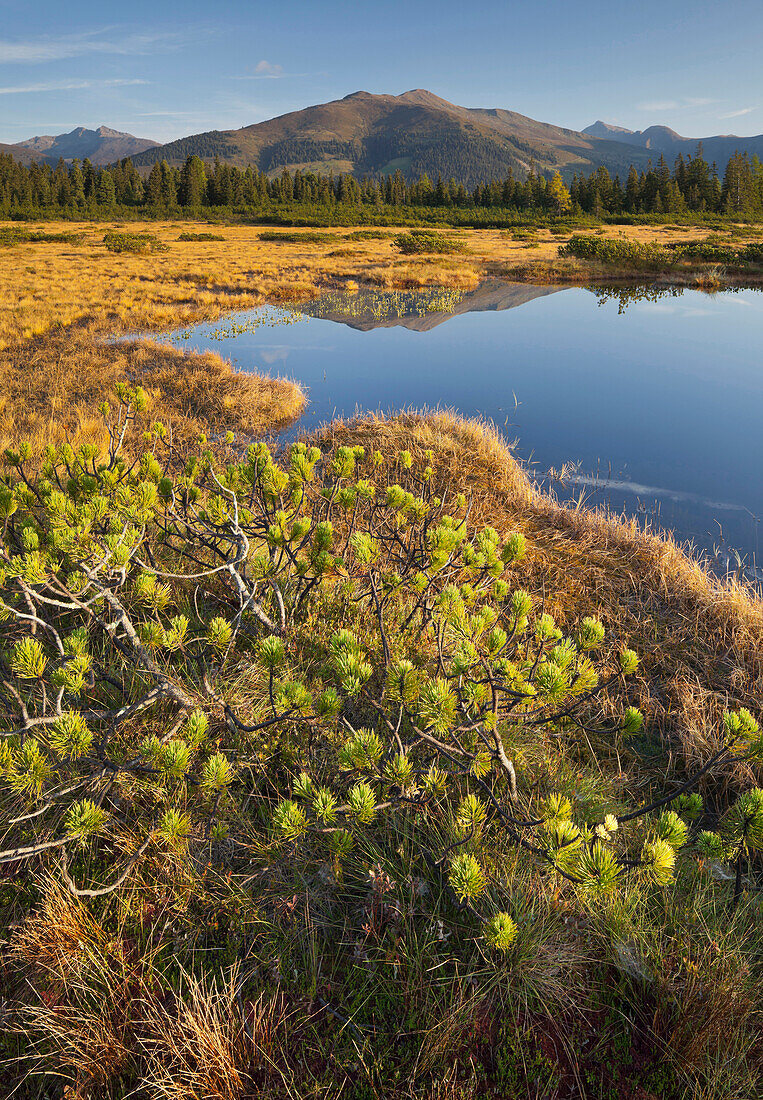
top-left (95, 169), bottom-right (116, 208)
top-left (180, 155), bottom-right (207, 206)
top-left (145, 162), bottom-right (163, 206)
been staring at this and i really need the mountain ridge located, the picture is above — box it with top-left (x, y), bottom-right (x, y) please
top-left (128, 89), bottom-right (657, 184)
top-left (11, 126), bottom-right (159, 166)
top-left (582, 120), bottom-right (763, 164)
top-left (7, 94), bottom-right (763, 182)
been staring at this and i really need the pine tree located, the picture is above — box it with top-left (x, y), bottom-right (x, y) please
top-left (82, 158), bottom-right (97, 200)
top-left (722, 152), bottom-right (758, 214)
top-left (160, 160), bottom-right (177, 206)
top-left (122, 159), bottom-right (144, 205)
top-left (69, 159), bottom-right (86, 206)
top-left (434, 175), bottom-right (447, 206)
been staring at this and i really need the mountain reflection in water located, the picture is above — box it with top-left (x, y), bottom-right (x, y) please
top-left (298, 281), bottom-right (564, 331)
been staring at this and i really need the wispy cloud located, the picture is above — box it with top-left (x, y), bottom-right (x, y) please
top-left (637, 100), bottom-right (679, 112)
top-left (136, 110), bottom-right (207, 117)
top-left (0, 78), bottom-right (149, 96)
top-left (0, 28), bottom-right (188, 64)
top-left (253, 60), bottom-right (283, 79)
top-left (719, 106), bottom-right (757, 119)
top-left (232, 60), bottom-right (318, 81)
top-left (637, 96), bottom-right (716, 113)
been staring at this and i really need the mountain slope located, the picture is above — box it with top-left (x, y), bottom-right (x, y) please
top-left (583, 120), bottom-right (763, 164)
top-left (0, 142), bottom-right (35, 164)
top-left (130, 89), bottom-right (655, 184)
top-left (13, 126), bottom-right (158, 166)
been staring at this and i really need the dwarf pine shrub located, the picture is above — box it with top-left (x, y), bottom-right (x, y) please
top-left (103, 230), bottom-right (169, 254)
top-left (0, 227), bottom-right (86, 247)
top-left (393, 229), bottom-right (467, 254)
top-left (560, 234), bottom-right (672, 267)
top-left (176, 231), bottom-right (226, 241)
top-left (563, 234), bottom-right (763, 270)
top-left (0, 385), bottom-right (762, 966)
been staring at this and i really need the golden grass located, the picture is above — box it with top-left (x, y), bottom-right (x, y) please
top-left (318, 411), bottom-right (763, 799)
top-left (4, 219), bottom-right (756, 350)
top-left (2, 218), bottom-right (760, 453)
top-left (9, 876), bottom-right (298, 1098)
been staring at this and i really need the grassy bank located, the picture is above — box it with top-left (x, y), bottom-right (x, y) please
top-left (1, 405), bottom-right (762, 1099)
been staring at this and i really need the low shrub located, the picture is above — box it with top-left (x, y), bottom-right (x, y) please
top-left (666, 240), bottom-right (740, 263)
top-left (258, 230), bottom-right (340, 243)
top-left (0, 227), bottom-right (85, 247)
top-left (393, 229), bottom-right (468, 254)
top-left (103, 230), bottom-right (169, 254)
top-left (563, 234), bottom-right (763, 269)
top-left (2, 387), bottom-right (761, 918)
top-left (560, 234), bottom-right (671, 267)
top-left (177, 231), bottom-right (226, 242)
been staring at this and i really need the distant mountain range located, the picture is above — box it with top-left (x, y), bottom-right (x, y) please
top-left (6, 94), bottom-right (763, 183)
top-left (7, 126), bottom-right (158, 166)
top-left (582, 120), bottom-right (763, 166)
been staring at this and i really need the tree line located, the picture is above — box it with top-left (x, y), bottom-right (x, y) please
top-left (1, 147), bottom-right (762, 218)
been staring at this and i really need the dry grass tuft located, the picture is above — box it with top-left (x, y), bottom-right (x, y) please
top-left (9, 879), bottom-right (135, 1092)
top-left (138, 969), bottom-right (275, 1100)
top-left (8, 879), bottom-right (297, 1098)
top-left (11, 875), bottom-right (108, 983)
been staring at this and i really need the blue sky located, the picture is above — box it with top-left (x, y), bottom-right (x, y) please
top-left (0, 0), bottom-right (761, 144)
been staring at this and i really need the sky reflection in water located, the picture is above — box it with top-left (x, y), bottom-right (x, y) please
top-left (166, 281), bottom-right (763, 575)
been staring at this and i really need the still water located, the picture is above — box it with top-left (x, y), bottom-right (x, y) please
top-left (166, 281), bottom-right (763, 574)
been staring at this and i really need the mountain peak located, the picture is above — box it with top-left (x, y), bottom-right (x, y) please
top-left (397, 88), bottom-right (454, 108)
top-left (339, 88), bottom-right (453, 109)
top-left (582, 120), bottom-right (634, 137)
top-left (640, 124), bottom-right (684, 142)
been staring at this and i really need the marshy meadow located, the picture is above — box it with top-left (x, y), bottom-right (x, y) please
top-left (1, 218), bottom-right (763, 1100)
